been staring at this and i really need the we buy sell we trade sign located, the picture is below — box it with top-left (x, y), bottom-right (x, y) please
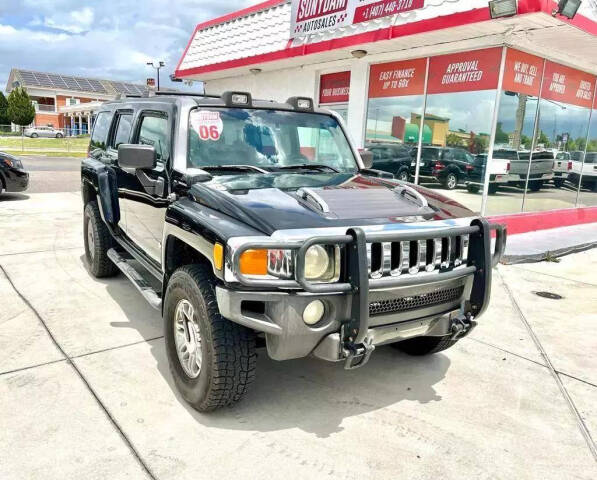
top-left (291, 0), bottom-right (424, 36)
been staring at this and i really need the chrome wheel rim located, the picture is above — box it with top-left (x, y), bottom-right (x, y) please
top-left (174, 299), bottom-right (202, 378)
top-left (87, 218), bottom-right (95, 260)
top-left (447, 174), bottom-right (457, 189)
top-left (398, 172), bottom-right (408, 182)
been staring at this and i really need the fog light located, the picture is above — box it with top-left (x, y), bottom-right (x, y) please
top-left (303, 300), bottom-right (325, 325)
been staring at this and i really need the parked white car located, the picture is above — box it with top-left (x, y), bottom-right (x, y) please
top-left (552, 150), bottom-right (571, 188)
top-left (23, 126), bottom-right (64, 138)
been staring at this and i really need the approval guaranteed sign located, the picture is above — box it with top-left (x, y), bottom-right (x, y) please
top-left (291, 0), bottom-right (424, 36)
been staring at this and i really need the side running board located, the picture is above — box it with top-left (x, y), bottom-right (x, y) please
top-left (107, 248), bottom-right (162, 310)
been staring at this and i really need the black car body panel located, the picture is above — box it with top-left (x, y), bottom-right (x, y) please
top-left (0, 152), bottom-right (29, 193)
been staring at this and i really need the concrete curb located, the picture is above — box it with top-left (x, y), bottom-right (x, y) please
top-left (502, 241), bottom-right (597, 265)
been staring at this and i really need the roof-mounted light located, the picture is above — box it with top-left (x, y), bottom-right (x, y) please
top-left (222, 91), bottom-right (252, 107)
top-left (553, 0), bottom-right (582, 19)
top-left (488, 0), bottom-right (517, 19)
top-left (286, 96), bottom-right (314, 111)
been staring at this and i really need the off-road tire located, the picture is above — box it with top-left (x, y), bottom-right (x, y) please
top-left (467, 184), bottom-right (480, 194)
top-left (164, 265), bottom-right (256, 412)
top-left (84, 201), bottom-right (119, 278)
top-left (553, 178), bottom-right (564, 188)
top-left (392, 335), bottom-right (457, 356)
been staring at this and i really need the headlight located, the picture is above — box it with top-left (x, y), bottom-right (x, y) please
top-left (240, 244), bottom-right (340, 283)
top-left (304, 245), bottom-right (340, 282)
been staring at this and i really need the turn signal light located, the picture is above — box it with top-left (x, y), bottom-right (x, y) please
top-left (213, 243), bottom-right (224, 271)
top-left (239, 249), bottom-right (268, 275)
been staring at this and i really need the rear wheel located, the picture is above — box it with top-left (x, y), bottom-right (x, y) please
top-left (84, 201), bottom-right (119, 278)
top-left (392, 335), bottom-right (457, 356)
top-left (164, 265), bottom-right (256, 412)
top-left (466, 184), bottom-right (480, 194)
top-left (442, 172), bottom-right (459, 190)
top-left (553, 178), bottom-right (564, 188)
top-left (30, 133), bottom-right (38, 138)
top-left (488, 183), bottom-right (499, 195)
top-left (529, 180), bottom-right (543, 192)
top-left (396, 169), bottom-right (410, 182)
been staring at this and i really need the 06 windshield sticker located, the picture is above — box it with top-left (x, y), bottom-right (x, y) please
top-left (191, 110), bottom-right (223, 141)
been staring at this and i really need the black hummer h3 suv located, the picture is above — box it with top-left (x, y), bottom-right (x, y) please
top-left (82, 92), bottom-right (506, 411)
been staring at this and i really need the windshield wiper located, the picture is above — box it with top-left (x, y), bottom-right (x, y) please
top-left (275, 164), bottom-right (339, 173)
top-left (201, 165), bottom-right (269, 174)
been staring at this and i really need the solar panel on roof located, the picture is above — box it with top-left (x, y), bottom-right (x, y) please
top-left (34, 72), bottom-right (55, 88)
top-left (47, 74), bottom-right (69, 89)
top-left (19, 71), bottom-right (39, 86)
top-left (63, 77), bottom-right (80, 90)
top-left (88, 79), bottom-right (106, 93)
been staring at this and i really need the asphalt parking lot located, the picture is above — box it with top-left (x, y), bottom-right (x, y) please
top-left (1, 156), bottom-right (597, 479)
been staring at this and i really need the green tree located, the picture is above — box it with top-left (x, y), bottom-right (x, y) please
top-left (445, 133), bottom-right (464, 147)
top-left (537, 130), bottom-right (550, 148)
top-left (471, 135), bottom-right (489, 154)
top-left (520, 134), bottom-right (532, 150)
top-left (0, 92), bottom-right (9, 127)
top-left (495, 122), bottom-right (509, 144)
top-left (7, 87), bottom-right (35, 126)
top-left (566, 139), bottom-right (577, 152)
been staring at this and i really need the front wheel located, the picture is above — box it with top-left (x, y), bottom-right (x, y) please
top-left (30, 133), bottom-right (38, 138)
top-left (56, 133), bottom-right (63, 138)
top-left (164, 265), bottom-right (256, 412)
top-left (391, 335), bottom-right (457, 356)
top-left (442, 172), bottom-right (459, 190)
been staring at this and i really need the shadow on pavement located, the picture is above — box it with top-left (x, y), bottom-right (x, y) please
top-left (79, 254), bottom-right (451, 437)
top-left (0, 193), bottom-right (30, 202)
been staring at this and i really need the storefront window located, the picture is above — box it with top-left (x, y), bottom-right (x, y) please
top-left (522, 61), bottom-right (595, 212)
top-left (421, 48), bottom-right (503, 213)
top-left (577, 97), bottom-right (597, 206)
top-left (365, 58), bottom-right (426, 177)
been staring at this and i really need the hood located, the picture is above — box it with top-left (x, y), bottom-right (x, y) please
top-left (188, 173), bottom-right (473, 235)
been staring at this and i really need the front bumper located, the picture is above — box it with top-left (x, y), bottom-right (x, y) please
top-left (5, 169), bottom-right (29, 192)
top-left (221, 219), bottom-right (506, 368)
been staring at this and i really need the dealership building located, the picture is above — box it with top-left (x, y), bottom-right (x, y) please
top-left (175, 0), bottom-right (597, 224)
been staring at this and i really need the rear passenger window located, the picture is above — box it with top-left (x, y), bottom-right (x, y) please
top-left (90, 112), bottom-right (112, 155)
top-left (137, 114), bottom-right (170, 162)
top-left (112, 113), bottom-right (133, 149)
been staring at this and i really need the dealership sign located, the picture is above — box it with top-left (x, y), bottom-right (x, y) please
top-left (319, 71), bottom-right (351, 103)
top-left (502, 49), bottom-right (543, 97)
top-left (541, 61), bottom-right (596, 109)
top-left (291, 0), bottom-right (425, 36)
top-left (427, 48), bottom-right (502, 94)
top-left (369, 58), bottom-right (426, 97)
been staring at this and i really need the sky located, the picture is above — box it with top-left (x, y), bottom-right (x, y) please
top-left (0, 0), bottom-right (255, 93)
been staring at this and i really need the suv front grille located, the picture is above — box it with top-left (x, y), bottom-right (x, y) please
top-left (369, 285), bottom-right (464, 316)
top-left (366, 234), bottom-right (469, 279)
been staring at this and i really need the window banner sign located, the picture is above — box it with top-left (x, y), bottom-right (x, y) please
top-left (502, 48), bottom-right (543, 97)
top-left (368, 58), bottom-right (427, 98)
top-left (541, 61), bottom-right (596, 109)
top-left (319, 71), bottom-right (351, 103)
top-left (290, 0), bottom-right (425, 36)
top-left (427, 48), bottom-right (503, 94)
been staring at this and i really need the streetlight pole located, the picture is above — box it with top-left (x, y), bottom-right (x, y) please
top-left (147, 61), bottom-right (165, 90)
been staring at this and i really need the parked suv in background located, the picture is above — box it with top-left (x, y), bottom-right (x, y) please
top-left (0, 152), bottom-right (29, 195)
top-left (410, 146), bottom-right (474, 190)
top-left (366, 142), bottom-right (412, 181)
top-left (466, 149), bottom-right (513, 194)
top-left (23, 126), bottom-right (64, 138)
top-left (81, 91), bottom-right (505, 411)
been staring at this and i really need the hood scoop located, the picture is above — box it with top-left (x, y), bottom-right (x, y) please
top-left (293, 183), bottom-right (433, 220)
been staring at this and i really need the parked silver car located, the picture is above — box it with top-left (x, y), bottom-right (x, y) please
top-left (23, 126), bottom-right (64, 138)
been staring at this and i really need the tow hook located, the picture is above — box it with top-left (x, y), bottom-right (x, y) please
top-left (341, 328), bottom-right (375, 370)
top-left (450, 313), bottom-right (477, 340)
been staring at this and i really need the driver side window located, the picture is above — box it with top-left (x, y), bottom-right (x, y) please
top-left (137, 114), bottom-right (170, 163)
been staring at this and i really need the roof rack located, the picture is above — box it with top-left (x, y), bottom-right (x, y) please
top-left (153, 91), bottom-right (220, 98)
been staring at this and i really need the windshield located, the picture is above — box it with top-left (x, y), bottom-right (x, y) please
top-left (188, 108), bottom-right (358, 173)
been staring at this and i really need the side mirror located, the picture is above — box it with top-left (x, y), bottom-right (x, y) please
top-left (118, 144), bottom-right (156, 170)
top-left (359, 149), bottom-right (374, 169)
